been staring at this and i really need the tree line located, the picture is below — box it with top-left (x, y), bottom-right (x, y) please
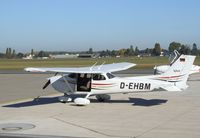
top-left (168, 42), bottom-right (199, 55)
top-left (98, 42), bottom-right (199, 57)
top-left (0, 48), bottom-right (21, 58)
top-left (0, 42), bottom-right (199, 59)
top-left (0, 48), bottom-right (50, 59)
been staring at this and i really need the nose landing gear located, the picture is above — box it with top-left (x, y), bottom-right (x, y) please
top-left (58, 94), bottom-right (72, 103)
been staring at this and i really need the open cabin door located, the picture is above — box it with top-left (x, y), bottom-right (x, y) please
top-left (77, 73), bottom-right (92, 92)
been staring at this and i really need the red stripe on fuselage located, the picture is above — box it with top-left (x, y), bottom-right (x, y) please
top-left (158, 74), bottom-right (184, 79)
top-left (92, 83), bottom-right (113, 86)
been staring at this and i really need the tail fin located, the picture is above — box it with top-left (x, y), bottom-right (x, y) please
top-left (159, 55), bottom-right (195, 90)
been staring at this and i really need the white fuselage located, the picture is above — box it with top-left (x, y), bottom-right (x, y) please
top-left (91, 77), bottom-right (157, 94)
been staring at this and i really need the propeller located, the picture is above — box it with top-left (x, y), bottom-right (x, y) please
top-left (42, 80), bottom-right (51, 89)
top-left (42, 72), bottom-right (58, 90)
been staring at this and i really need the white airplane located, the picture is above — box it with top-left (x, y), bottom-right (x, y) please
top-left (154, 51), bottom-right (200, 75)
top-left (154, 64), bottom-right (200, 75)
top-left (25, 54), bottom-right (195, 105)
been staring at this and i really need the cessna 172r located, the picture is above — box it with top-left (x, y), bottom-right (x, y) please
top-left (154, 51), bottom-right (200, 75)
top-left (154, 64), bottom-right (200, 75)
top-left (25, 54), bottom-right (195, 105)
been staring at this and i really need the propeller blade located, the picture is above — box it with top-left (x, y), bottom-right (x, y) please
top-left (43, 80), bottom-right (51, 89)
top-left (153, 66), bottom-right (157, 75)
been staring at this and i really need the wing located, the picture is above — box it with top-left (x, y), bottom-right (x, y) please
top-left (24, 62), bottom-right (136, 74)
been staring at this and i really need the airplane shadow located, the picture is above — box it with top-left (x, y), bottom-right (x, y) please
top-left (130, 98), bottom-right (168, 106)
top-left (2, 97), bottom-right (168, 108)
top-left (2, 97), bottom-right (60, 108)
top-left (91, 97), bottom-right (168, 106)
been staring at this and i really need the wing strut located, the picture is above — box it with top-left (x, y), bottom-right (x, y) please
top-left (90, 62), bottom-right (98, 71)
top-left (98, 61), bottom-right (106, 70)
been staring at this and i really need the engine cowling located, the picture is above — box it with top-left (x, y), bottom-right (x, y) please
top-left (50, 75), bottom-right (75, 93)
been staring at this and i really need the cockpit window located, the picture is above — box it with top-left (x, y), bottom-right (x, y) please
top-left (68, 73), bottom-right (76, 78)
top-left (106, 73), bottom-right (115, 79)
top-left (92, 74), bottom-right (106, 80)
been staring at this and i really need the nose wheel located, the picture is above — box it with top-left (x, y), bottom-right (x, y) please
top-left (58, 94), bottom-right (72, 103)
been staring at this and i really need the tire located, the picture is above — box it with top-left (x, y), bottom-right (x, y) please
top-left (96, 94), bottom-right (111, 102)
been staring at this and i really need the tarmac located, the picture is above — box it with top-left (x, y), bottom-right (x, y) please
top-left (0, 73), bottom-right (200, 138)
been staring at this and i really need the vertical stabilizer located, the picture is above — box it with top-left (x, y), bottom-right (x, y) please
top-left (159, 55), bottom-right (195, 90)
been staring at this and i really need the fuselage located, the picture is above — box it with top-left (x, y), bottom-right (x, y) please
top-left (50, 73), bottom-right (172, 95)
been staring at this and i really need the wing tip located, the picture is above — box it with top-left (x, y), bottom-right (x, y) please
top-left (24, 67), bottom-right (45, 72)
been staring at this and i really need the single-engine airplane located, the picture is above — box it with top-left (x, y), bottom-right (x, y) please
top-left (154, 64), bottom-right (200, 75)
top-left (25, 54), bottom-right (195, 105)
top-left (154, 51), bottom-right (200, 75)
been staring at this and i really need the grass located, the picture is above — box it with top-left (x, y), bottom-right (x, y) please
top-left (0, 56), bottom-right (200, 70)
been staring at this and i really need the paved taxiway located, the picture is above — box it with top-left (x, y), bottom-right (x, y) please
top-left (0, 73), bottom-right (200, 138)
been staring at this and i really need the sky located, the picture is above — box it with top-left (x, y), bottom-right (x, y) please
top-left (0, 0), bottom-right (200, 52)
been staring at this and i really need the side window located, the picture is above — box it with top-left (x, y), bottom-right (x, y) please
top-left (100, 75), bottom-right (106, 80)
top-left (93, 74), bottom-right (106, 80)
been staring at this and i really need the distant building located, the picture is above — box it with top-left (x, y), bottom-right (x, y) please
top-left (41, 57), bottom-right (49, 59)
top-left (36, 57), bottom-right (49, 59)
top-left (162, 50), bottom-right (170, 57)
top-left (140, 53), bottom-right (151, 57)
top-left (78, 54), bottom-right (93, 58)
top-left (160, 51), bottom-right (164, 56)
top-left (50, 53), bottom-right (78, 59)
top-left (22, 54), bottom-right (34, 59)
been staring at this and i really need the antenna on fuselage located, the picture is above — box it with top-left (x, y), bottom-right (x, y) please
top-left (98, 61), bottom-right (106, 70)
top-left (90, 62), bottom-right (98, 71)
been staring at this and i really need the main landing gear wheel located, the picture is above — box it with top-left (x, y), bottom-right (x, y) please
top-left (96, 94), bottom-right (111, 102)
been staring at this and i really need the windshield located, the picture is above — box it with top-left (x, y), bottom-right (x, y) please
top-left (106, 73), bottom-right (115, 79)
top-left (68, 73), bottom-right (76, 78)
